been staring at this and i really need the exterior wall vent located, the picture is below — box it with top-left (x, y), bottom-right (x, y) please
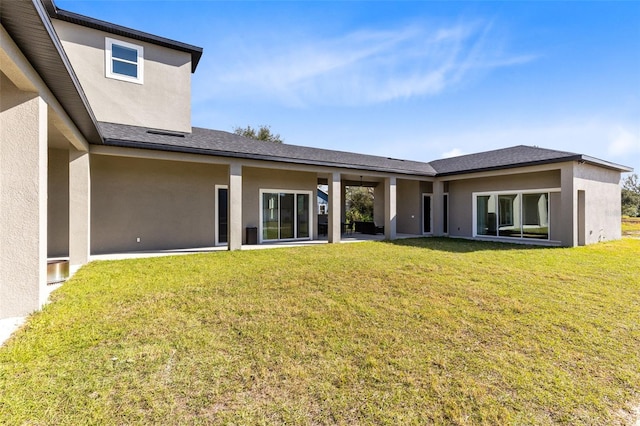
top-left (146, 129), bottom-right (186, 138)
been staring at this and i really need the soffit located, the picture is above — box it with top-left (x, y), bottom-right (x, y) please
top-left (0, 0), bottom-right (102, 144)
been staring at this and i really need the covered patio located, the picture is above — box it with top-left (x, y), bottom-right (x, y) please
top-left (87, 232), bottom-right (422, 262)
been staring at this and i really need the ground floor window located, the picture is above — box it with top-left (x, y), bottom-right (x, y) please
top-left (261, 190), bottom-right (312, 241)
top-left (475, 191), bottom-right (550, 240)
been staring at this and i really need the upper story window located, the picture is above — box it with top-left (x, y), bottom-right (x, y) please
top-left (105, 37), bottom-right (144, 84)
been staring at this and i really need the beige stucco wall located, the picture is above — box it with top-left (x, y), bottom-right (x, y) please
top-left (69, 149), bottom-right (91, 269)
top-left (574, 163), bottom-right (622, 244)
top-left (373, 179), bottom-right (431, 234)
top-left (91, 155), bottom-right (227, 253)
top-left (0, 74), bottom-right (48, 317)
top-left (241, 167), bottom-right (317, 243)
top-left (52, 20), bottom-right (192, 133)
top-left (373, 184), bottom-right (384, 226)
top-left (549, 192), bottom-right (562, 242)
top-left (396, 179), bottom-right (422, 234)
top-left (445, 170), bottom-right (562, 241)
top-left (48, 148), bottom-right (69, 257)
top-left (1, 23), bottom-right (94, 319)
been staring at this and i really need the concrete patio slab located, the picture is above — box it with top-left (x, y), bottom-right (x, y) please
top-left (0, 317), bottom-right (26, 347)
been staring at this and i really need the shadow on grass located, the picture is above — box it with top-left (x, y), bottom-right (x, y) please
top-left (384, 237), bottom-right (561, 253)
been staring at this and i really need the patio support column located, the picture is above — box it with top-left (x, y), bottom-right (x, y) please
top-left (341, 181), bottom-right (347, 224)
top-left (69, 149), bottom-right (91, 272)
top-left (384, 177), bottom-right (397, 240)
top-left (328, 172), bottom-right (341, 243)
top-left (432, 180), bottom-right (444, 236)
top-left (0, 91), bottom-right (48, 318)
top-left (228, 162), bottom-right (243, 250)
top-left (373, 184), bottom-right (385, 225)
top-left (560, 163), bottom-right (576, 247)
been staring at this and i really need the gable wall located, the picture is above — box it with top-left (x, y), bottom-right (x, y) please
top-left (52, 20), bottom-right (192, 133)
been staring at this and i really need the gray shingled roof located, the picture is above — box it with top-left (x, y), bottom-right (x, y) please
top-left (99, 122), bottom-right (438, 176)
top-left (100, 123), bottom-right (632, 175)
top-left (429, 145), bottom-right (631, 175)
top-left (7, 1), bottom-right (629, 177)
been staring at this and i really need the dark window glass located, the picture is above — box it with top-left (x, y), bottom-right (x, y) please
top-left (113, 61), bottom-right (137, 78)
top-left (477, 195), bottom-right (497, 236)
top-left (280, 193), bottom-right (295, 239)
top-left (218, 188), bottom-right (228, 244)
top-left (112, 44), bottom-right (138, 62)
top-left (297, 194), bottom-right (309, 238)
top-left (443, 194), bottom-right (448, 234)
top-left (262, 193), bottom-right (279, 240)
top-left (522, 193), bottom-right (549, 239)
top-left (423, 195), bottom-right (432, 233)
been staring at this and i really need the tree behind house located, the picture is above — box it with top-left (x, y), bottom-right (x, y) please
top-left (233, 125), bottom-right (283, 143)
top-left (622, 173), bottom-right (640, 217)
top-left (346, 187), bottom-right (374, 223)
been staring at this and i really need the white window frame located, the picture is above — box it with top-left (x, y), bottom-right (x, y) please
top-left (105, 37), bottom-right (144, 84)
top-left (472, 188), bottom-right (560, 240)
top-left (215, 185), bottom-right (228, 247)
top-left (259, 189), bottom-right (313, 243)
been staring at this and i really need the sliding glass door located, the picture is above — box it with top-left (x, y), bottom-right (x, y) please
top-left (280, 193), bottom-right (295, 239)
top-left (475, 191), bottom-right (550, 240)
top-left (296, 194), bottom-right (310, 238)
top-left (261, 190), bottom-right (312, 241)
top-left (476, 195), bottom-right (497, 236)
top-left (263, 193), bottom-right (279, 240)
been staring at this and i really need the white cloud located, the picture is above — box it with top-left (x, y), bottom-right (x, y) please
top-left (421, 119), bottom-right (640, 174)
top-left (608, 126), bottom-right (640, 157)
top-left (442, 148), bottom-right (466, 158)
top-left (195, 19), bottom-right (535, 107)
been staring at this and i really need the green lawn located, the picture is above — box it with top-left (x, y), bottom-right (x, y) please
top-left (1, 238), bottom-right (639, 425)
top-left (622, 217), bottom-right (640, 237)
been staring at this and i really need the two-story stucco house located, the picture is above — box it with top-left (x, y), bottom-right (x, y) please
top-left (0, 0), bottom-right (632, 320)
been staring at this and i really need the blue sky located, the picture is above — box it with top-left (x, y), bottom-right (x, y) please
top-left (58, 1), bottom-right (640, 175)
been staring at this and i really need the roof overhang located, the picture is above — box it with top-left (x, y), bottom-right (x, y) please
top-left (434, 155), bottom-right (633, 177)
top-left (101, 137), bottom-right (436, 177)
top-left (579, 155), bottom-right (633, 173)
top-left (42, 0), bottom-right (203, 73)
top-left (0, 0), bottom-right (102, 144)
top-left (433, 157), bottom-right (575, 177)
